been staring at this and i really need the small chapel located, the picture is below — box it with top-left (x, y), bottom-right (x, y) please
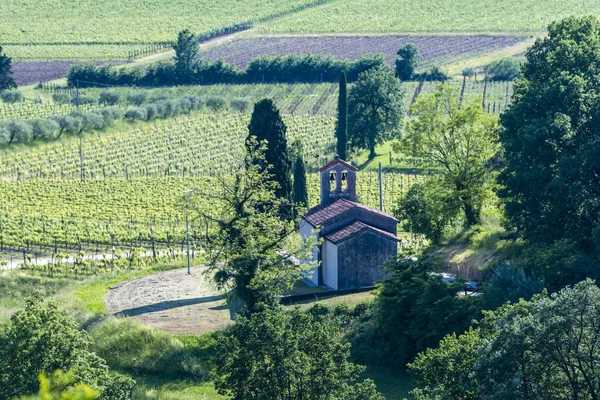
top-left (300, 156), bottom-right (399, 290)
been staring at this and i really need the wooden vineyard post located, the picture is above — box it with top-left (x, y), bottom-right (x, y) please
top-left (482, 78), bottom-right (488, 110)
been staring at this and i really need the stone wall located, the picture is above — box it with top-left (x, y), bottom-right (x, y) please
top-left (337, 230), bottom-right (396, 289)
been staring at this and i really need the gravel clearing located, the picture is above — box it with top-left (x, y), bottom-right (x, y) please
top-left (104, 266), bottom-right (233, 335)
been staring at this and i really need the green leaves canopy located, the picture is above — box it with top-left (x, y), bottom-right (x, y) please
top-left (348, 66), bottom-right (404, 159)
top-left (499, 16), bottom-right (600, 257)
top-left (215, 305), bottom-right (384, 400)
top-left (402, 86), bottom-right (499, 226)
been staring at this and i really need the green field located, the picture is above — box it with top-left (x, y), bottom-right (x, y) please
top-left (259, 0), bottom-right (600, 33)
top-left (1, 0), bottom-right (324, 60)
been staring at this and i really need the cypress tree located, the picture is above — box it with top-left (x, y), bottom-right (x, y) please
top-left (0, 46), bottom-right (16, 91)
top-left (335, 71), bottom-right (348, 160)
top-left (247, 99), bottom-right (292, 201)
top-left (293, 156), bottom-right (308, 209)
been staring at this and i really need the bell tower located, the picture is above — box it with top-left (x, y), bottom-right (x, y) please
top-left (319, 155), bottom-right (358, 204)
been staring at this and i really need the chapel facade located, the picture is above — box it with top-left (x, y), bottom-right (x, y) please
top-left (300, 156), bottom-right (399, 290)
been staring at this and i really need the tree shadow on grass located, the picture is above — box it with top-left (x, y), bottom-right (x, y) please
top-left (115, 294), bottom-right (227, 317)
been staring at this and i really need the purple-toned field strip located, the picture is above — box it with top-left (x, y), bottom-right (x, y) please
top-left (12, 61), bottom-right (126, 86)
top-left (199, 35), bottom-right (528, 68)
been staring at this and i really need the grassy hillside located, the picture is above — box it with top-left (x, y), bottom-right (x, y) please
top-left (260, 0), bottom-right (600, 33)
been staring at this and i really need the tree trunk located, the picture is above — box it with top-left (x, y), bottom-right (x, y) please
top-left (369, 144), bottom-right (376, 160)
top-left (463, 201), bottom-right (479, 227)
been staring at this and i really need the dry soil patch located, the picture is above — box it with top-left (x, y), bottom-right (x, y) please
top-left (104, 266), bottom-right (233, 335)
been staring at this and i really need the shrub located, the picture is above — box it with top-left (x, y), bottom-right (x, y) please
top-left (462, 67), bottom-right (476, 78)
top-left (485, 261), bottom-right (544, 308)
top-left (422, 65), bottom-right (450, 81)
top-left (99, 90), bottom-right (121, 106)
top-left (30, 118), bottom-right (59, 141)
top-left (3, 119), bottom-right (33, 144)
top-left (183, 95), bottom-right (203, 110)
top-left (230, 98), bottom-right (250, 114)
top-left (484, 57), bottom-right (521, 81)
top-left (145, 103), bottom-right (158, 120)
top-left (98, 108), bottom-right (122, 126)
top-left (1, 89), bottom-right (24, 103)
top-left (205, 96), bottom-right (227, 111)
top-left (126, 91), bottom-right (149, 106)
top-left (124, 107), bottom-right (147, 122)
top-left (76, 94), bottom-right (98, 105)
top-left (0, 296), bottom-right (134, 399)
top-left (52, 92), bottom-right (71, 105)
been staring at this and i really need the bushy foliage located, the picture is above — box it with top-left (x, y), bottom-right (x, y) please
top-left (352, 257), bottom-right (483, 368)
top-left (484, 57), bottom-right (521, 81)
top-left (215, 305), bottom-right (384, 400)
top-left (484, 261), bottom-right (544, 308)
top-left (420, 65), bottom-right (450, 81)
top-left (30, 118), bottom-right (60, 141)
top-left (229, 98), bottom-right (250, 114)
top-left (52, 92), bottom-right (71, 105)
top-left (395, 180), bottom-right (460, 243)
top-left (1, 89), bottom-right (24, 103)
top-left (124, 107), bottom-right (147, 122)
top-left (0, 296), bottom-right (134, 399)
top-left (499, 16), bottom-right (600, 264)
top-left (395, 43), bottom-right (420, 81)
top-left (193, 142), bottom-right (315, 314)
top-left (98, 91), bottom-right (121, 106)
top-left (401, 86), bottom-right (499, 226)
top-left (67, 53), bottom-right (387, 87)
top-left (126, 92), bottom-right (148, 106)
top-left (0, 45), bottom-right (16, 91)
top-left (410, 279), bottom-right (600, 400)
top-left (348, 66), bottom-right (404, 159)
top-left (462, 67), bottom-right (476, 78)
top-left (205, 96), bottom-right (227, 111)
top-left (247, 99), bottom-right (293, 202)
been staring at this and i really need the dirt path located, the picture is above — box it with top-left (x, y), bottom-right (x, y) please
top-left (104, 266), bottom-right (233, 335)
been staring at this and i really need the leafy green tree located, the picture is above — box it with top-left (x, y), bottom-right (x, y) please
top-left (293, 155), bottom-right (308, 210)
top-left (348, 67), bottom-right (404, 159)
top-left (410, 279), bottom-right (600, 400)
top-left (484, 57), bottom-right (521, 81)
top-left (395, 179), bottom-right (460, 243)
top-left (401, 86), bottom-right (499, 226)
top-left (246, 99), bottom-right (293, 201)
top-left (215, 305), bottom-right (384, 400)
top-left (1, 89), bottom-right (23, 103)
top-left (409, 329), bottom-right (483, 400)
top-left (462, 67), bottom-right (476, 79)
top-left (352, 257), bottom-right (482, 368)
top-left (3, 119), bottom-right (33, 145)
top-left (0, 296), bottom-right (134, 399)
top-left (173, 29), bottom-right (199, 83)
top-left (0, 45), bottom-right (16, 91)
top-left (192, 142), bottom-right (316, 315)
top-left (336, 71), bottom-right (348, 159)
top-left (25, 370), bottom-right (101, 400)
top-left (395, 43), bottom-right (420, 81)
top-left (499, 16), bottom-right (600, 260)
top-left (484, 261), bottom-right (544, 308)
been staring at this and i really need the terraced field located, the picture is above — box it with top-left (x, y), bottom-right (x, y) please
top-left (199, 35), bottom-right (529, 70)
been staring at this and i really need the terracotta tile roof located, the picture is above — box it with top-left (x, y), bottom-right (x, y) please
top-left (303, 199), bottom-right (398, 227)
top-left (324, 221), bottom-right (399, 244)
top-left (304, 199), bottom-right (356, 226)
top-left (318, 158), bottom-right (358, 172)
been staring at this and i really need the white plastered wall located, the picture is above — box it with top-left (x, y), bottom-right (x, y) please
top-left (322, 240), bottom-right (338, 290)
top-left (300, 219), bottom-right (319, 286)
